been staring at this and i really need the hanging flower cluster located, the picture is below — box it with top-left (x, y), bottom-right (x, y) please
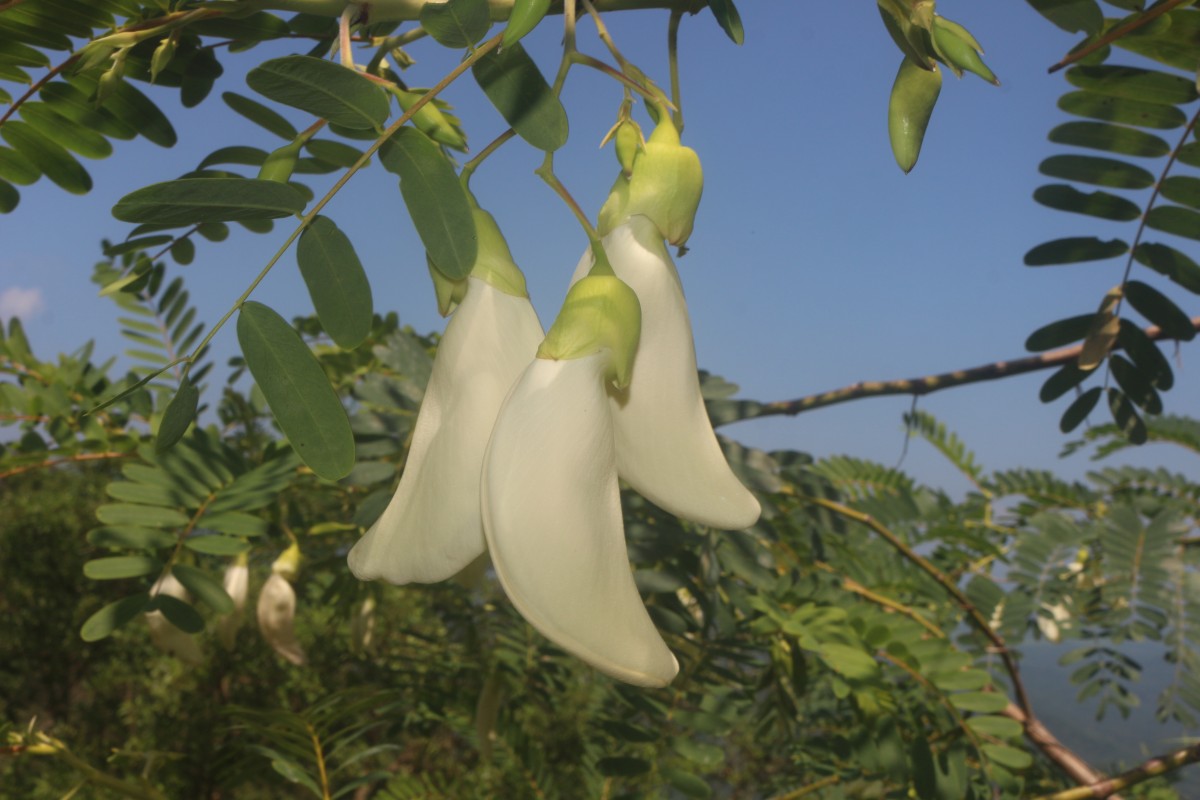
top-left (350, 116), bottom-right (759, 688)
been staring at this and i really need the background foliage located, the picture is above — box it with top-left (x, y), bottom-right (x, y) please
top-left (2, 0), bottom-right (1199, 798)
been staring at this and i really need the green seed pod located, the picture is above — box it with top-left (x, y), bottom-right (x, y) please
top-left (931, 16), bottom-right (999, 85)
top-left (393, 87), bottom-right (468, 152)
top-left (257, 139), bottom-right (303, 183)
top-left (888, 56), bottom-right (942, 174)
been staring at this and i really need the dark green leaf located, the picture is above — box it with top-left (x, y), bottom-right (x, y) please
top-left (0, 178), bottom-right (16, 212)
top-left (1025, 313), bottom-right (1095, 351)
top-left (473, 43), bottom-right (568, 152)
top-left (157, 378), bottom-right (198, 453)
top-left (19, 103), bottom-right (114, 158)
top-left (982, 743), bottom-right (1034, 770)
top-left (1061, 386), bottom-right (1102, 432)
top-left (153, 593), bottom-right (205, 633)
top-left (103, 79), bottom-right (178, 147)
top-left (247, 56), bottom-right (389, 130)
top-left (1040, 363), bottom-right (1090, 402)
top-left (1032, 184), bottom-right (1141, 221)
top-left (237, 301), bottom-right (355, 480)
top-left (0, 145), bottom-right (41, 185)
top-left (304, 138), bottom-right (363, 168)
top-left (966, 714), bottom-right (1023, 739)
top-left (380, 127), bottom-right (477, 278)
top-left (223, 91), bottom-right (298, 139)
top-left (84, 555), bottom-right (162, 580)
top-left (173, 564), bottom-right (234, 613)
top-left (113, 178), bottom-right (306, 225)
top-left (0, 120), bottom-right (91, 194)
top-left (1117, 318), bottom-right (1174, 390)
top-left (596, 757), bottom-right (650, 777)
top-left (1176, 141), bottom-right (1200, 168)
top-left (503, 0), bottom-right (551, 48)
top-left (1158, 176), bottom-right (1200, 210)
top-left (80, 593), bottom-right (150, 641)
top-left (96, 503), bottom-right (190, 528)
top-left (1058, 89), bottom-right (1185, 130)
top-left (1133, 242), bottom-right (1200, 294)
top-left (1065, 64), bottom-right (1199, 105)
top-left (662, 767), bottom-right (713, 799)
top-left (197, 222), bottom-right (230, 242)
top-left (184, 535), bottom-right (251, 555)
top-left (170, 237), bottom-right (196, 265)
top-left (180, 47), bottom-right (224, 108)
top-left (198, 511), bottom-right (267, 537)
top-left (88, 525), bottom-right (177, 550)
top-left (708, 0), bottom-right (744, 45)
top-left (1038, 154), bottom-right (1153, 189)
top-left (1109, 354), bottom-right (1162, 414)
top-left (1107, 388), bottom-right (1147, 443)
top-left (1024, 0), bottom-right (1102, 34)
top-left (419, 0), bottom-right (491, 48)
top-left (297, 216), bottom-right (373, 349)
top-left (198, 145), bottom-right (269, 170)
top-left (1124, 280), bottom-right (1196, 341)
top-left (43, 80), bottom-right (137, 141)
top-left (1048, 121), bottom-right (1169, 157)
top-left (1145, 205), bottom-right (1200, 242)
top-left (949, 691), bottom-right (1009, 713)
top-left (672, 737), bottom-right (725, 769)
top-left (1024, 236), bottom-right (1127, 266)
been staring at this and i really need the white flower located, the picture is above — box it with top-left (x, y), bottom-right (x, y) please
top-left (145, 573), bottom-right (204, 665)
top-left (483, 352), bottom-right (679, 687)
top-left (572, 215), bottom-right (760, 530)
top-left (258, 549), bottom-right (305, 665)
top-left (217, 555), bottom-right (249, 650)
top-left (348, 277), bottom-right (543, 584)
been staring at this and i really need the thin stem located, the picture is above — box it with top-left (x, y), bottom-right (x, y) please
top-left (0, 451), bottom-right (132, 480)
top-left (722, 316), bottom-right (1200, 424)
top-left (534, 155), bottom-right (600, 242)
top-left (338, 6), bottom-right (354, 66)
top-left (461, 128), bottom-right (517, 182)
top-left (569, 51), bottom-right (669, 107)
top-left (180, 32), bottom-right (504, 381)
top-left (580, 0), bottom-right (631, 72)
top-left (1048, 0), bottom-right (1191, 73)
top-left (0, 54), bottom-right (78, 127)
top-left (668, 9), bottom-right (684, 132)
top-left (1033, 742), bottom-right (1200, 800)
top-left (767, 775), bottom-right (841, 800)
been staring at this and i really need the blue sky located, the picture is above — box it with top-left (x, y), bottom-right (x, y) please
top-left (2, 2), bottom-right (1196, 492)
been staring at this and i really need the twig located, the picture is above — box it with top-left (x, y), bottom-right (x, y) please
top-left (0, 451), bottom-right (132, 480)
top-left (729, 316), bottom-right (1200, 423)
top-left (767, 774), bottom-right (841, 800)
top-left (1048, 0), bottom-right (1192, 73)
top-left (1034, 742), bottom-right (1200, 800)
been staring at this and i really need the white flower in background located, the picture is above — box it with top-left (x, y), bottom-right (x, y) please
top-left (145, 573), bottom-right (203, 666)
top-left (217, 554), bottom-right (249, 650)
top-left (572, 216), bottom-right (760, 531)
top-left (483, 275), bottom-right (679, 688)
top-left (348, 206), bottom-right (543, 585)
top-left (257, 545), bottom-right (305, 665)
top-left (350, 595), bottom-right (376, 654)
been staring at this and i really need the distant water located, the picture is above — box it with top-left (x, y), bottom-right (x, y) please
top-left (1018, 641), bottom-right (1199, 796)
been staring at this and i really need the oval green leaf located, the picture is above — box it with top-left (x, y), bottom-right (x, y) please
top-left (222, 91), bottom-right (298, 139)
top-left (1058, 90), bottom-right (1186, 130)
top-left (0, 120), bottom-right (91, 194)
top-left (420, 0), bottom-right (491, 48)
top-left (1158, 176), bottom-right (1200, 210)
top-left (1065, 64), bottom-right (1199, 105)
top-left (1117, 318), bottom-right (1174, 390)
top-left (156, 378), bottom-right (198, 453)
top-left (96, 503), bottom-right (190, 529)
top-left (0, 178), bottom-right (16, 213)
top-left (1107, 387), bottom-right (1147, 444)
top-left (1109, 354), bottom-right (1163, 414)
top-left (184, 534), bottom-right (251, 555)
top-left (1032, 184), bottom-right (1141, 221)
top-left (84, 555), bottom-right (163, 580)
top-left (1024, 236), bottom-right (1127, 266)
top-left (153, 593), bottom-right (205, 633)
top-left (113, 178), bottom-right (306, 226)
top-left (1048, 121), bottom-right (1169, 157)
top-left (80, 593), bottom-right (150, 641)
top-left (1124, 279), bottom-right (1196, 341)
top-left (1145, 204), bottom-right (1200, 242)
top-left (1025, 313), bottom-right (1095, 351)
top-left (503, 0), bottom-right (551, 48)
top-left (1133, 242), bottom-right (1200, 294)
top-left (297, 216), bottom-right (373, 350)
top-left (473, 43), bottom-right (568, 152)
top-left (0, 145), bottom-right (41, 185)
top-left (19, 103), bottom-right (113, 159)
top-left (708, 0), bottom-right (745, 45)
top-left (948, 691), bottom-right (1009, 713)
top-left (198, 145), bottom-right (269, 170)
top-left (1039, 363), bottom-right (1090, 402)
top-left (247, 56), bottom-right (389, 130)
top-left (236, 301), bottom-right (355, 479)
top-left (172, 564), bottom-right (234, 614)
top-left (380, 127), bottom-right (477, 278)
top-left (88, 525), bottom-right (177, 550)
top-left (1038, 154), bottom-right (1153, 189)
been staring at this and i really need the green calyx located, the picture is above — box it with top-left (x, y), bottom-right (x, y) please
top-left (624, 118), bottom-right (703, 247)
top-left (597, 172), bottom-right (631, 239)
top-left (429, 203), bottom-right (529, 315)
top-left (257, 139), bottom-right (304, 183)
top-left (392, 86), bottom-right (468, 152)
top-left (537, 275), bottom-right (641, 389)
top-left (272, 543), bottom-right (301, 580)
top-left (931, 16), bottom-right (998, 85)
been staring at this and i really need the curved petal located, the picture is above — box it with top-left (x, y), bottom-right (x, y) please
top-left (257, 572), bottom-right (306, 665)
top-left (146, 574), bottom-right (204, 665)
top-left (482, 354), bottom-right (679, 687)
top-left (574, 216), bottom-right (760, 530)
top-left (348, 278), bottom-right (543, 584)
top-left (217, 558), bottom-right (249, 650)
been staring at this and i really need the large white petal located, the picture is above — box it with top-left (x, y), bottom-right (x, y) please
top-left (482, 354), bottom-right (679, 687)
top-left (145, 574), bottom-right (204, 665)
top-left (573, 216), bottom-right (760, 530)
top-left (257, 572), bottom-right (305, 665)
top-left (349, 278), bottom-right (543, 584)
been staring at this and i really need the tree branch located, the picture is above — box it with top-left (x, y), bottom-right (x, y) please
top-left (239, 0), bottom-right (705, 22)
top-left (1048, 0), bottom-right (1192, 74)
top-left (1032, 739), bottom-right (1200, 800)
top-left (721, 316), bottom-right (1200, 424)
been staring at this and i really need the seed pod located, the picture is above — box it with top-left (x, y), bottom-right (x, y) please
top-left (888, 56), bottom-right (942, 174)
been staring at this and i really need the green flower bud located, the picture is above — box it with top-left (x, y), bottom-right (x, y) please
top-left (257, 139), bottom-right (303, 183)
top-left (150, 35), bottom-right (177, 84)
top-left (538, 275), bottom-right (641, 389)
top-left (931, 16), bottom-right (999, 85)
top-left (272, 542), bottom-right (302, 581)
top-left (625, 118), bottom-right (703, 247)
top-left (614, 118), bottom-right (643, 178)
top-left (393, 87), bottom-right (469, 152)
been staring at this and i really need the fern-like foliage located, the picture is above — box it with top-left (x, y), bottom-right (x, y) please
top-left (1023, 3), bottom-right (1200, 441)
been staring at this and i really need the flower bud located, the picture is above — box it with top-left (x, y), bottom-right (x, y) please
top-left (257, 139), bottom-right (303, 184)
top-left (217, 554), bottom-right (249, 650)
top-left (393, 87), bottom-right (468, 152)
top-left (614, 118), bottom-right (644, 178)
top-left (624, 118), bottom-right (703, 247)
